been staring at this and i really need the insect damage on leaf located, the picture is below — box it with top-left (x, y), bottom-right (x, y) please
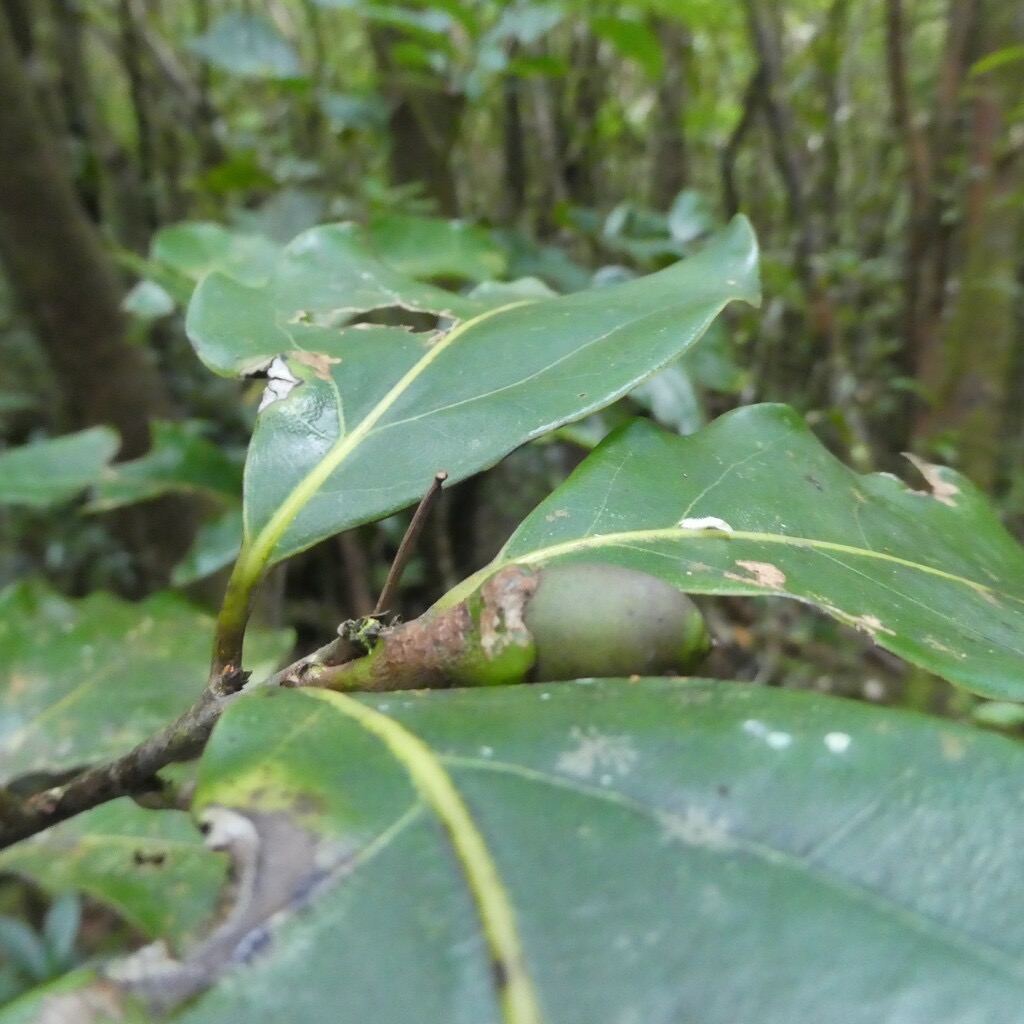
top-left (104, 806), bottom-right (353, 1015)
top-left (255, 356), bottom-right (301, 412)
top-left (658, 806), bottom-right (735, 851)
top-left (903, 452), bottom-right (960, 508)
top-left (556, 726), bottom-right (638, 781)
top-left (288, 350), bottom-right (342, 380)
top-left (815, 603), bottom-right (896, 638)
top-left (725, 560), bottom-right (786, 589)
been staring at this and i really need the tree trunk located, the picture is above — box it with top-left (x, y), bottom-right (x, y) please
top-left (369, 24), bottom-right (463, 216)
top-left (648, 17), bottom-right (691, 209)
top-left (916, 0), bottom-right (1024, 490)
top-left (0, 6), bottom-right (196, 587)
top-left (889, 0), bottom-right (979, 453)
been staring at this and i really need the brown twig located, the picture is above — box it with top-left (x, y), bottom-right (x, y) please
top-left (0, 527), bottom-right (424, 850)
top-left (720, 64), bottom-right (766, 218)
top-left (0, 687), bottom-right (236, 850)
top-left (374, 471), bottom-right (447, 616)
top-left (0, 474), bottom-right (457, 851)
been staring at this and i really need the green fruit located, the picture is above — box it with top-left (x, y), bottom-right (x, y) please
top-left (523, 563), bottom-right (710, 682)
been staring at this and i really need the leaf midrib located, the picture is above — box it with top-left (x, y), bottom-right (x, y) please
top-left (239, 302), bottom-right (522, 576)
top-left (443, 527), bottom-right (1014, 608)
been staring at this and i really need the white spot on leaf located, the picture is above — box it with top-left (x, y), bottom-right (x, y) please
top-left (823, 732), bottom-right (851, 754)
top-left (257, 357), bottom-right (301, 413)
top-left (742, 718), bottom-right (792, 749)
top-left (660, 807), bottom-right (734, 850)
top-left (678, 516), bottom-right (734, 535)
top-left (557, 727), bottom-right (638, 780)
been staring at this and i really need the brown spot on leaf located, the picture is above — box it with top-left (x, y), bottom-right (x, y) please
top-left (36, 979), bottom-right (125, 1024)
top-left (132, 849), bottom-right (167, 868)
top-left (288, 350), bottom-right (341, 380)
top-left (725, 560), bottom-right (787, 589)
top-left (940, 733), bottom-right (966, 762)
top-left (490, 955), bottom-right (510, 991)
top-left (108, 807), bottom-right (352, 1015)
top-left (845, 613), bottom-right (895, 637)
top-left (903, 452), bottom-right (960, 507)
top-left (7, 672), bottom-right (29, 697)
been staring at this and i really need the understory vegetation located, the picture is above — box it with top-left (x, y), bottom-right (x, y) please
top-left (1, 2), bottom-right (1024, 1021)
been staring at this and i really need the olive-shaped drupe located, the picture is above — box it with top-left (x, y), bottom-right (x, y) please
top-left (523, 563), bottom-right (710, 682)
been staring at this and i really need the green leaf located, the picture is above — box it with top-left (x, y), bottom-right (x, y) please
top-left (496, 229), bottom-right (592, 292)
top-left (0, 428), bottom-right (119, 508)
top-left (122, 280), bottom-right (176, 322)
top-left (161, 681), bottom-right (1024, 1020)
top-left (681, 318), bottom-right (746, 392)
top-left (0, 581), bottom-right (293, 784)
top-left (151, 223), bottom-right (281, 287)
top-left (317, 90), bottom-right (390, 132)
top-left (470, 4), bottom-right (565, 94)
top-left (591, 16), bottom-right (664, 80)
top-left (0, 802), bottom-right (223, 948)
top-left (171, 508), bottom-right (244, 587)
top-left (368, 214), bottom-right (508, 282)
top-left (187, 217), bottom-right (758, 580)
top-left (970, 44), bottom-right (1024, 77)
top-left (186, 222), bottom-right (490, 376)
top-left (449, 405), bottom-right (1024, 698)
top-left (88, 421), bottom-right (243, 511)
top-left (41, 894), bottom-right (80, 971)
top-left (0, 919), bottom-right (49, 982)
top-left (973, 700), bottom-right (1024, 730)
top-left (628, 361), bottom-right (704, 434)
top-left (667, 188), bottom-right (716, 246)
top-left (487, 2), bottom-right (564, 46)
top-left (0, 967), bottom-right (154, 1023)
top-left (187, 14), bottom-right (303, 80)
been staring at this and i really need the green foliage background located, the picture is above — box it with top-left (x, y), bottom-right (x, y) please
top-left (1, 1), bottom-right (1024, 1020)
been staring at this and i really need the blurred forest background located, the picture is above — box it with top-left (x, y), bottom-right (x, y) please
top-left (1, 0), bottom-right (1022, 710)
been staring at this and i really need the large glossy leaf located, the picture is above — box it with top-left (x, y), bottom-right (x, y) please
top-left (0, 801), bottom-right (224, 949)
top-left (0, 429), bottom-right (118, 508)
top-left (0, 582), bottom-right (292, 785)
top-left (186, 217), bottom-right (758, 573)
top-left (137, 680), bottom-right (1024, 1022)
top-left (447, 405), bottom-right (1024, 698)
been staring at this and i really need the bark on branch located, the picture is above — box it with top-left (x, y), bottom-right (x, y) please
top-left (0, 568), bottom-right (536, 850)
